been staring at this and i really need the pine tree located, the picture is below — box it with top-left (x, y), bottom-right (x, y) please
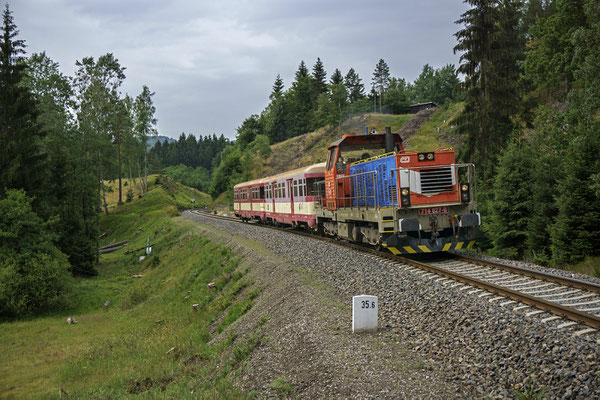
top-left (295, 60), bottom-right (308, 80)
top-left (485, 140), bottom-right (534, 259)
top-left (134, 85), bottom-right (157, 192)
top-left (0, 4), bottom-right (46, 197)
top-left (288, 61), bottom-right (314, 136)
top-left (453, 0), bottom-right (523, 167)
top-left (550, 133), bottom-right (600, 264)
top-left (269, 74), bottom-right (284, 100)
top-left (525, 0), bottom-right (586, 98)
top-left (344, 68), bottom-right (365, 102)
top-left (312, 57), bottom-right (327, 95)
top-left (23, 52), bottom-right (98, 274)
top-left (330, 68), bottom-right (343, 85)
top-left (372, 59), bottom-right (391, 112)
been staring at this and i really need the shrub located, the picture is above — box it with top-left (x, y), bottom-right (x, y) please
top-left (0, 250), bottom-right (72, 316)
top-left (126, 188), bottom-right (134, 202)
top-left (0, 189), bottom-right (73, 317)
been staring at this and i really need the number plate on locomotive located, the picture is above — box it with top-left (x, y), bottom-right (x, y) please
top-left (418, 206), bottom-right (449, 215)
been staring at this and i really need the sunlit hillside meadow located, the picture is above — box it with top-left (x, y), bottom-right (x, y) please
top-left (0, 178), bottom-right (260, 399)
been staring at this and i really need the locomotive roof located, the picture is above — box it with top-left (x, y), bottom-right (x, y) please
top-left (328, 133), bottom-right (403, 151)
top-left (234, 162), bottom-right (326, 189)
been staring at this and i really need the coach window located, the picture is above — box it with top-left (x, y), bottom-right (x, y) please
top-left (293, 180), bottom-right (298, 197)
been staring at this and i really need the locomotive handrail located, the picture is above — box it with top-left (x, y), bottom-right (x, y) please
top-left (334, 170), bottom-right (379, 209)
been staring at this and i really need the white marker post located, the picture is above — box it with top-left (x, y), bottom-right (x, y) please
top-left (352, 295), bottom-right (378, 333)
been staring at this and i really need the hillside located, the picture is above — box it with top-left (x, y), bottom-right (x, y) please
top-left (260, 106), bottom-right (463, 177)
top-left (1, 181), bottom-right (253, 398)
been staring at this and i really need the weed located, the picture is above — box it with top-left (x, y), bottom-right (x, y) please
top-left (270, 377), bottom-right (293, 395)
top-left (513, 379), bottom-right (546, 400)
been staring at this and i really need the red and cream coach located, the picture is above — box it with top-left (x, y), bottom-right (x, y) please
top-left (234, 163), bottom-right (325, 227)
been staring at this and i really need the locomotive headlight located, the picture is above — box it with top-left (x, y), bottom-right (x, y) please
top-left (461, 184), bottom-right (469, 192)
top-left (401, 189), bottom-right (409, 196)
top-left (426, 153), bottom-right (434, 160)
top-left (418, 153), bottom-right (425, 161)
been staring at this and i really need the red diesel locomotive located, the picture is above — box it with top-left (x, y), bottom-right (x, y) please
top-left (234, 128), bottom-right (482, 254)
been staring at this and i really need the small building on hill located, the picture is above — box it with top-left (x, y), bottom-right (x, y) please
top-left (409, 102), bottom-right (437, 114)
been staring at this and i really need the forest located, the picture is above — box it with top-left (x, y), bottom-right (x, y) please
top-left (1, 0), bottom-right (599, 318)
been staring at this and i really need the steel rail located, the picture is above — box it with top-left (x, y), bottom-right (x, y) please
top-left (392, 255), bottom-right (600, 330)
top-left (448, 253), bottom-right (600, 295)
top-left (189, 210), bottom-right (600, 330)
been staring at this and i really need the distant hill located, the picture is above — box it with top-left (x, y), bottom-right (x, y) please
top-left (147, 135), bottom-right (176, 148)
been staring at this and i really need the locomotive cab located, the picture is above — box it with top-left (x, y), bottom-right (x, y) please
top-left (316, 127), bottom-right (483, 254)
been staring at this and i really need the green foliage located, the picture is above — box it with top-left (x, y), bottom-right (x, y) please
top-left (163, 164), bottom-right (210, 192)
top-left (525, 0), bottom-right (586, 97)
top-left (550, 133), bottom-right (600, 264)
top-left (453, 0), bottom-right (523, 166)
top-left (409, 64), bottom-right (461, 105)
top-left (270, 377), bottom-right (293, 395)
top-left (485, 140), bottom-right (534, 259)
top-left (384, 78), bottom-right (410, 114)
top-left (344, 67), bottom-right (365, 102)
top-left (0, 5), bottom-right (47, 197)
top-left (0, 189), bottom-right (73, 317)
top-left (149, 132), bottom-right (230, 172)
top-left (311, 57), bottom-right (327, 95)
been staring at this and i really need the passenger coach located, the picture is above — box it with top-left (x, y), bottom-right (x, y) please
top-left (234, 163), bottom-right (325, 227)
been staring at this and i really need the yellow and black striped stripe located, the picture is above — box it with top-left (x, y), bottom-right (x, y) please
top-left (383, 240), bottom-right (476, 255)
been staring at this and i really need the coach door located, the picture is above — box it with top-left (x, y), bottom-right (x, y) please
top-left (287, 178), bottom-right (294, 219)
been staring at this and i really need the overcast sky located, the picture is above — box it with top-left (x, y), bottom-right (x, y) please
top-left (11, 0), bottom-right (469, 140)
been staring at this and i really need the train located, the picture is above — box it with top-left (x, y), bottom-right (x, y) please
top-left (233, 127), bottom-right (483, 254)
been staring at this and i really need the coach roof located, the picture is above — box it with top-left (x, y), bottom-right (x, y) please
top-left (234, 163), bottom-right (325, 189)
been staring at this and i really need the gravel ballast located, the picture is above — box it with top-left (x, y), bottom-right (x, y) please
top-left (183, 211), bottom-right (599, 398)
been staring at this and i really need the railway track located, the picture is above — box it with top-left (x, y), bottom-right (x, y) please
top-left (189, 210), bottom-right (600, 335)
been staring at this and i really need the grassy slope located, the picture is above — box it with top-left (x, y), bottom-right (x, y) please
top-left (403, 102), bottom-right (464, 152)
top-left (262, 113), bottom-right (413, 177)
top-left (0, 179), bottom-right (259, 399)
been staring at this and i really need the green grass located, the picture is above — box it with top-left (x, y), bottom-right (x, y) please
top-left (0, 180), bottom-right (259, 399)
top-left (564, 256), bottom-right (600, 278)
top-left (404, 102), bottom-right (463, 152)
top-left (364, 113), bottom-right (413, 132)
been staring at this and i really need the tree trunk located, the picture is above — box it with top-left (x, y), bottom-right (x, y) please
top-left (117, 126), bottom-right (122, 206)
top-left (144, 150), bottom-right (148, 192)
top-left (97, 162), bottom-right (102, 213)
top-left (137, 159), bottom-right (144, 194)
top-left (99, 161), bottom-right (109, 215)
top-left (128, 159), bottom-right (133, 188)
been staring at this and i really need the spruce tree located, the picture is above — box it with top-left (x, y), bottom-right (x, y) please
top-left (371, 59), bottom-right (391, 112)
top-left (295, 60), bottom-right (308, 80)
top-left (550, 133), bottom-right (600, 264)
top-left (453, 0), bottom-right (523, 167)
top-left (288, 61), bottom-right (314, 136)
top-left (344, 68), bottom-right (365, 102)
top-left (269, 74), bottom-right (284, 100)
top-left (312, 57), bottom-right (327, 95)
top-left (0, 4), bottom-right (46, 197)
top-left (23, 52), bottom-right (98, 275)
top-left (330, 68), bottom-right (343, 85)
top-left (485, 140), bottom-right (534, 259)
